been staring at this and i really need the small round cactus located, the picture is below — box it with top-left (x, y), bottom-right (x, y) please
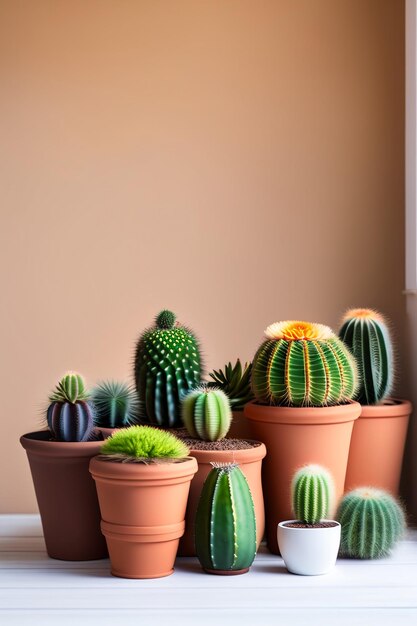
top-left (100, 425), bottom-right (189, 460)
top-left (292, 465), bottom-right (334, 524)
top-left (49, 371), bottom-right (89, 404)
top-left (92, 381), bottom-right (139, 428)
top-left (47, 372), bottom-right (94, 442)
top-left (182, 387), bottom-right (232, 441)
top-left (336, 488), bottom-right (406, 559)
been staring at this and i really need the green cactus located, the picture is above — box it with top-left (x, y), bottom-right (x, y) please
top-left (47, 372), bottom-right (95, 442)
top-left (336, 488), bottom-right (405, 559)
top-left (182, 387), bottom-right (232, 441)
top-left (92, 381), bottom-right (139, 428)
top-left (252, 320), bottom-right (359, 407)
top-left (101, 425), bottom-right (190, 460)
top-left (292, 465), bottom-right (334, 524)
top-left (49, 371), bottom-right (89, 404)
top-left (195, 463), bottom-right (256, 574)
top-left (338, 308), bottom-right (394, 405)
top-left (134, 310), bottom-right (202, 427)
top-left (208, 359), bottom-right (254, 410)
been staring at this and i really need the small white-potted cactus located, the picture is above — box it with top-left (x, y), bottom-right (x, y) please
top-left (277, 464), bottom-right (341, 575)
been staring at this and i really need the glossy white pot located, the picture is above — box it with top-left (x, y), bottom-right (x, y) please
top-left (277, 520), bottom-right (341, 576)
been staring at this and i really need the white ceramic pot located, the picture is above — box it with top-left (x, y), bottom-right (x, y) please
top-left (277, 520), bottom-right (341, 576)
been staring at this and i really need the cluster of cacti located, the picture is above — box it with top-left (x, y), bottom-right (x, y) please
top-left (134, 310), bottom-right (202, 427)
top-left (47, 372), bottom-right (95, 442)
top-left (292, 465), bottom-right (334, 524)
top-left (181, 386), bottom-right (232, 441)
top-left (100, 425), bottom-right (190, 460)
top-left (336, 488), bottom-right (405, 559)
top-left (338, 308), bottom-right (394, 405)
top-left (252, 320), bottom-right (359, 407)
top-left (195, 463), bottom-right (256, 574)
top-left (208, 359), bottom-right (254, 410)
top-left (92, 381), bottom-right (139, 428)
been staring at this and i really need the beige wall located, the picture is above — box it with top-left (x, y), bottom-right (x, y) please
top-left (0, 0), bottom-right (406, 513)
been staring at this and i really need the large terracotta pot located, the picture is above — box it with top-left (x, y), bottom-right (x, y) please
top-left (227, 410), bottom-right (252, 439)
top-left (90, 456), bottom-right (197, 578)
top-left (178, 441), bottom-right (266, 556)
top-left (344, 399), bottom-right (412, 495)
top-left (244, 401), bottom-right (361, 554)
top-left (20, 430), bottom-right (107, 561)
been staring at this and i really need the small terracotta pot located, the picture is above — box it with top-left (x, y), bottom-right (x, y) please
top-left (20, 430), bottom-right (107, 561)
top-left (97, 427), bottom-right (118, 439)
top-left (90, 456), bottom-right (197, 578)
top-left (344, 398), bottom-right (412, 495)
top-left (227, 410), bottom-right (253, 439)
top-left (177, 441), bottom-right (266, 556)
top-left (244, 401), bottom-right (361, 554)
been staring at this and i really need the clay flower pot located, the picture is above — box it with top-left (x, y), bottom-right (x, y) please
top-left (90, 455), bottom-right (198, 578)
top-left (244, 401), bottom-right (361, 554)
top-left (20, 430), bottom-right (107, 561)
top-left (227, 410), bottom-right (253, 439)
top-left (345, 399), bottom-right (412, 494)
top-left (177, 441), bottom-right (266, 556)
top-left (278, 520), bottom-right (341, 575)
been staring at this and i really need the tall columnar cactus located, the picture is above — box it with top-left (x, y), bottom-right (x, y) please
top-left (47, 372), bottom-right (95, 442)
top-left (182, 387), bottom-right (232, 441)
top-left (92, 381), bottom-right (139, 428)
top-left (292, 465), bottom-right (334, 524)
top-left (336, 488), bottom-right (405, 559)
top-left (252, 320), bottom-right (359, 407)
top-left (208, 359), bottom-right (254, 410)
top-left (338, 308), bottom-right (394, 405)
top-left (134, 310), bottom-right (202, 427)
top-left (195, 463), bottom-right (256, 574)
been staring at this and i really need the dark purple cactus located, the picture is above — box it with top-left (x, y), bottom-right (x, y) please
top-left (47, 400), bottom-right (95, 442)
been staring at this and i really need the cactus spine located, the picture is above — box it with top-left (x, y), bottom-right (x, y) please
top-left (195, 463), bottom-right (256, 574)
top-left (208, 359), bottom-right (254, 410)
top-left (252, 320), bottom-right (359, 407)
top-left (182, 387), bottom-right (232, 441)
top-left (336, 488), bottom-right (405, 559)
top-left (338, 308), bottom-right (394, 404)
top-left (292, 465), bottom-right (334, 523)
top-left (134, 310), bottom-right (202, 427)
top-left (47, 372), bottom-right (95, 442)
top-left (92, 381), bottom-right (139, 428)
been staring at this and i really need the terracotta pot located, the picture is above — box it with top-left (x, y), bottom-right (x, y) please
top-left (244, 401), bottom-right (361, 554)
top-left (227, 410), bottom-right (253, 439)
top-left (344, 398), bottom-right (412, 495)
top-left (20, 430), bottom-right (107, 561)
top-left (90, 456), bottom-right (197, 578)
top-left (177, 441), bottom-right (266, 556)
top-left (97, 427), bottom-right (118, 439)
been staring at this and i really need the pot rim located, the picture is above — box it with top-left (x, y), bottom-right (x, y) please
top-left (359, 398), bottom-right (412, 419)
top-left (187, 440), bottom-right (266, 463)
top-left (278, 519), bottom-right (341, 532)
top-left (90, 454), bottom-right (198, 482)
top-left (244, 401), bottom-right (361, 425)
top-left (20, 430), bottom-right (105, 458)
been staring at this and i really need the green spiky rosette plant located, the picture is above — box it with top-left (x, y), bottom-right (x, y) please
top-left (182, 386), bottom-right (232, 441)
top-left (92, 381), bottom-right (139, 428)
top-left (208, 360), bottom-right (254, 410)
top-left (100, 425), bottom-right (190, 462)
top-left (47, 372), bottom-right (95, 442)
top-left (134, 310), bottom-right (202, 428)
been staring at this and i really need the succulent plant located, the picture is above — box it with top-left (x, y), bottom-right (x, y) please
top-left (134, 310), bottom-right (202, 428)
top-left (195, 463), bottom-right (256, 573)
top-left (292, 465), bottom-right (334, 524)
top-left (91, 381), bottom-right (139, 428)
top-left (100, 425), bottom-right (189, 460)
top-left (208, 359), bottom-right (254, 410)
top-left (251, 320), bottom-right (359, 407)
top-left (182, 386), bottom-right (232, 441)
top-left (47, 372), bottom-right (95, 442)
top-left (338, 308), bottom-right (394, 405)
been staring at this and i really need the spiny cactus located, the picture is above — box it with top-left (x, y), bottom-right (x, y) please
top-left (336, 488), bottom-right (405, 559)
top-left (100, 425), bottom-right (189, 460)
top-left (338, 308), bottom-right (394, 405)
top-left (182, 387), bottom-right (232, 441)
top-left (134, 310), bottom-right (202, 427)
top-left (47, 372), bottom-right (95, 442)
top-left (92, 381), bottom-right (139, 428)
top-left (208, 359), bottom-right (254, 410)
top-left (292, 465), bottom-right (334, 524)
top-left (252, 320), bottom-right (359, 407)
top-left (195, 463), bottom-right (256, 574)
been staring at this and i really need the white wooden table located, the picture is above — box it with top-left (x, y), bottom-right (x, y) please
top-left (1, 515), bottom-right (416, 625)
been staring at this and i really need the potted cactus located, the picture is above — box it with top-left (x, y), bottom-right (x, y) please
top-left (20, 372), bottom-right (107, 561)
top-left (244, 320), bottom-right (361, 553)
top-left (278, 465), bottom-right (341, 575)
top-left (177, 385), bottom-right (266, 556)
top-left (208, 359), bottom-right (254, 438)
top-left (338, 308), bottom-right (412, 494)
top-left (89, 425), bottom-right (197, 578)
top-left (195, 463), bottom-right (257, 575)
top-left (91, 380), bottom-right (139, 438)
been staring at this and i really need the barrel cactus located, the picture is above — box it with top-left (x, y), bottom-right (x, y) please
top-left (292, 465), bottom-right (334, 524)
top-left (338, 308), bottom-right (394, 405)
top-left (208, 359), bottom-right (254, 410)
top-left (47, 372), bottom-right (95, 442)
top-left (182, 387), bottom-right (232, 441)
top-left (195, 463), bottom-right (256, 574)
top-left (252, 320), bottom-right (359, 407)
top-left (92, 381), bottom-right (139, 428)
top-left (134, 310), bottom-right (202, 427)
top-left (336, 488), bottom-right (405, 559)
